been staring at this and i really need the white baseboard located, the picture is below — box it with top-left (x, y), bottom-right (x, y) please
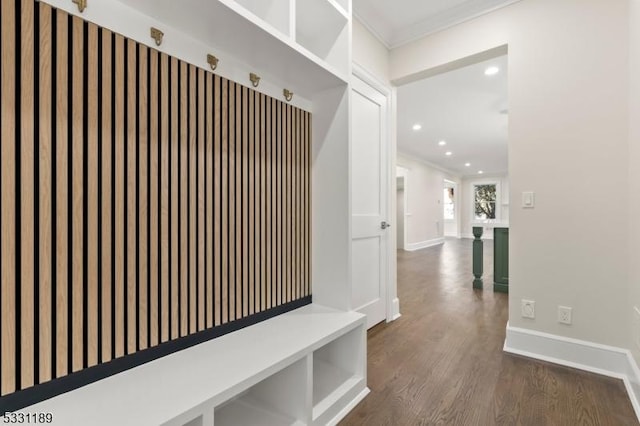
top-left (388, 297), bottom-right (401, 322)
top-left (405, 237), bottom-right (444, 251)
top-left (504, 323), bottom-right (640, 421)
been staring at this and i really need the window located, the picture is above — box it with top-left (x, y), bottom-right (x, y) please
top-left (474, 184), bottom-right (497, 220)
top-left (444, 187), bottom-right (455, 220)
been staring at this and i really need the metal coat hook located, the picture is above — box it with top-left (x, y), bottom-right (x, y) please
top-left (249, 73), bottom-right (261, 88)
top-left (150, 27), bottom-right (164, 46)
top-left (72, 0), bottom-right (87, 13)
top-left (207, 54), bottom-right (219, 71)
top-left (283, 89), bottom-right (294, 102)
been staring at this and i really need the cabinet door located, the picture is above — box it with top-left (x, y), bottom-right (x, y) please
top-left (493, 228), bottom-right (509, 292)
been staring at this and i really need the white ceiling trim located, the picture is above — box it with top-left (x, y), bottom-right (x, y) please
top-left (355, 0), bottom-right (524, 50)
top-left (353, 13), bottom-right (393, 50)
top-left (389, 0), bottom-right (523, 48)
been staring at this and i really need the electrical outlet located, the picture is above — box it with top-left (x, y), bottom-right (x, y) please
top-left (521, 300), bottom-right (535, 319)
top-left (558, 306), bottom-right (572, 325)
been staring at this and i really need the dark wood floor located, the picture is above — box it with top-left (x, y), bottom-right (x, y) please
top-left (341, 238), bottom-right (638, 426)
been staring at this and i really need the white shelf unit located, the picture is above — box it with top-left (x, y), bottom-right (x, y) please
top-left (33, 0), bottom-right (359, 424)
top-left (312, 327), bottom-right (365, 425)
top-left (233, 0), bottom-right (292, 38)
top-left (295, 0), bottom-right (350, 77)
top-left (52, 0), bottom-right (353, 100)
top-left (25, 305), bottom-right (367, 426)
top-left (215, 357), bottom-right (309, 426)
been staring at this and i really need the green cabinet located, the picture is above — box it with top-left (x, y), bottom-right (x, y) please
top-left (493, 227), bottom-right (509, 293)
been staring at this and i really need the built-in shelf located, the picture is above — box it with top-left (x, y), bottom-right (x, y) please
top-left (216, 356), bottom-right (309, 426)
top-left (25, 1), bottom-right (360, 425)
top-left (234, 0), bottom-right (291, 37)
top-left (296, 0), bottom-right (350, 77)
top-left (108, 0), bottom-right (350, 99)
top-left (216, 396), bottom-right (304, 426)
top-left (330, 0), bottom-right (350, 15)
top-left (182, 416), bottom-right (203, 426)
top-left (311, 326), bottom-right (365, 422)
top-left (24, 305), bottom-right (366, 426)
top-left (313, 359), bottom-right (361, 419)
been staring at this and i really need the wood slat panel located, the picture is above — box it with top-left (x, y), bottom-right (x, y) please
top-left (170, 56), bottom-right (179, 340)
top-left (248, 89), bottom-right (255, 316)
top-left (38, 1), bottom-right (53, 383)
top-left (21, 0), bottom-right (36, 387)
top-left (126, 38), bottom-right (137, 355)
top-left (235, 84), bottom-right (242, 319)
top-left (221, 78), bottom-right (228, 325)
top-left (70, 14), bottom-right (84, 374)
top-left (307, 112), bottom-right (311, 294)
top-left (277, 100), bottom-right (283, 306)
top-left (54, 8), bottom-right (69, 379)
top-left (86, 22), bottom-right (99, 368)
top-left (113, 33), bottom-right (125, 359)
top-left (137, 42), bottom-right (148, 352)
top-left (289, 104), bottom-right (293, 302)
top-left (160, 52), bottom-right (169, 344)
top-left (1, 0), bottom-right (17, 395)
top-left (213, 75), bottom-right (221, 327)
top-left (148, 47), bottom-right (159, 348)
top-left (293, 106), bottom-right (298, 300)
top-left (305, 111), bottom-right (309, 296)
top-left (242, 86), bottom-right (249, 318)
top-left (260, 93), bottom-right (267, 312)
top-left (265, 95), bottom-right (271, 311)
top-left (305, 111), bottom-right (308, 295)
top-left (198, 68), bottom-right (205, 331)
top-left (1, 2), bottom-right (312, 399)
top-left (205, 72), bottom-right (214, 328)
top-left (189, 64), bottom-right (197, 332)
top-left (227, 81), bottom-right (234, 323)
top-left (179, 60), bottom-right (188, 337)
top-left (100, 28), bottom-right (113, 364)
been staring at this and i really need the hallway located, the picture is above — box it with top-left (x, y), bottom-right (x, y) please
top-left (341, 238), bottom-right (637, 425)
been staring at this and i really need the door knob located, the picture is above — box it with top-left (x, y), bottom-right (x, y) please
top-left (381, 221), bottom-right (391, 230)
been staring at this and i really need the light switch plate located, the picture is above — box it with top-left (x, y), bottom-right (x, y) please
top-left (522, 191), bottom-right (535, 208)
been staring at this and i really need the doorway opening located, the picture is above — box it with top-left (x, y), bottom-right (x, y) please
top-left (443, 179), bottom-right (458, 238)
top-left (393, 48), bottom-right (510, 318)
top-left (396, 166), bottom-right (409, 251)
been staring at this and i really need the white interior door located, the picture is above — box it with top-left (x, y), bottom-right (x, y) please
top-left (351, 75), bottom-right (389, 329)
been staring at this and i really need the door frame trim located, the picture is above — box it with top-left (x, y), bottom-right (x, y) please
top-left (352, 63), bottom-right (400, 323)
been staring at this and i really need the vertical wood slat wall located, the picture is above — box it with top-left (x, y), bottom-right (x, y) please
top-left (0, 0), bottom-right (311, 398)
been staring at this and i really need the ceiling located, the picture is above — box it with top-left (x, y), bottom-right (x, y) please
top-left (353, 0), bottom-right (520, 48)
top-left (396, 55), bottom-right (508, 178)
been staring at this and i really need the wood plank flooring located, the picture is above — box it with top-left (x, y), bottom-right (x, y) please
top-left (340, 238), bottom-right (637, 426)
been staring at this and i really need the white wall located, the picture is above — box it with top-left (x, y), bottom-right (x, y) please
top-left (397, 153), bottom-right (460, 248)
top-left (460, 175), bottom-right (509, 239)
top-left (352, 18), bottom-right (390, 84)
top-left (629, 0), bottom-right (640, 363)
top-left (391, 0), bottom-right (630, 348)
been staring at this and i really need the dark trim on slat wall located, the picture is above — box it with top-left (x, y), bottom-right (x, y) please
top-left (0, 0), bottom-right (312, 412)
top-left (0, 296), bottom-right (311, 412)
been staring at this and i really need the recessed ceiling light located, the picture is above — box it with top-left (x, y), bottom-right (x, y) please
top-left (484, 66), bottom-right (500, 76)
top-left (478, 170), bottom-right (484, 174)
top-left (465, 163), bottom-right (471, 167)
top-left (412, 124), bottom-right (422, 131)
top-left (445, 151), bottom-right (452, 156)
top-left (438, 140), bottom-right (447, 146)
